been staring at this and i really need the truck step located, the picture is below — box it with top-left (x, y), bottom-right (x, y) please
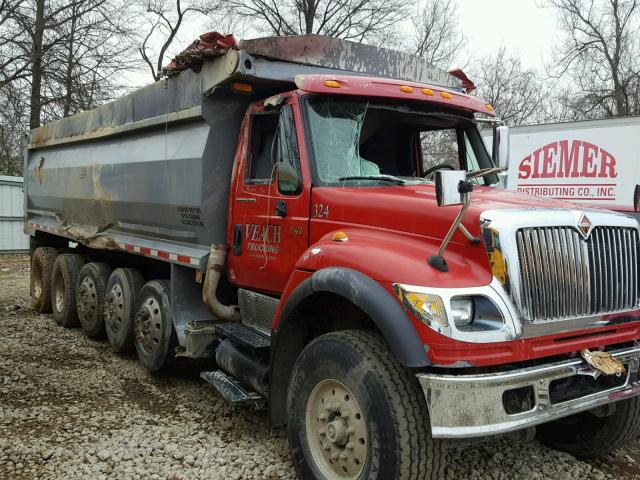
top-left (200, 370), bottom-right (264, 406)
top-left (214, 322), bottom-right (270, 354)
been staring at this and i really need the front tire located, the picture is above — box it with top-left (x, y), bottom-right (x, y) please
top-left (287, 330), bottom-right (445, 480)
top-left (537, 396), bottom-right (640, 458)
top-left (134, 280), bottom-right (176, 372)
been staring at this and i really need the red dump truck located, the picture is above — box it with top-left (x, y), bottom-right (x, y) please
top-left (24, 34), bottom-right (640, 479)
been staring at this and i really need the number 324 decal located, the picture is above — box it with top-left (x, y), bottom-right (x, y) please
top-left (312, 203), bottom-right (330, 219)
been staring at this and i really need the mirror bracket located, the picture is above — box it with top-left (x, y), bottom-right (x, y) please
top-left (429, 175), bottom-right (476, 272)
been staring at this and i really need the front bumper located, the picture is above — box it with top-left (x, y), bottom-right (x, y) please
top-left (417, 346), bottom-right (640, 439)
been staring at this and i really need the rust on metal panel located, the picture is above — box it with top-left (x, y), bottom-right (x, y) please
top-left (91, 165), bottom-right (111, 201)
top-left (32, 157), bottom-right (45, 185)
top-left (61, 223), bottom-right (119, 250)
top-left (239, 35), bottom-right (461, 90)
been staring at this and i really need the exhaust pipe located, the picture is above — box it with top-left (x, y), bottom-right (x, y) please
top-left (202, 243), bottom-right (240, 321)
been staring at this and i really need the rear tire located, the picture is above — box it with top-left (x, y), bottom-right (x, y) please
top-left (51, 254), bottom-right (85, 327)
top-left (537, 396), bottom-right (640, 458)
top-left (287, 330), bottom-right (445, 480)
top-left (104, 268), bottom-right (145, 353)
top-left (134, 280), bottom-right (176, 372)
top-left (76, 262), bottom-right (112, 339)
top-left (30, 247), bottom-right (58, 313)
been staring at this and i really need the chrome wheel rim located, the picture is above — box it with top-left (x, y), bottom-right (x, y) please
top-left (104, 284), bottom-right (125, 335)
top-left (306, 379), bottom-right (368, 479)
top-left (136, 297), bottom-right (163, 355)
top-left (77, 276), bottom-right (97, 322)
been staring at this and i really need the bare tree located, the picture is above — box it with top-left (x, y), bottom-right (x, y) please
top-left (410, 0), bottom-right (464, 69)
top-left (0, 0), bottom-right (140, 175)
top-left (138, 0), bottom-right (218, 81)
top-left (44, 0), bottom-right (139, 117)
top-left (0, 81), bottom-right (28, 176)
top-left (472, 47), bottom-right (545, 126)
top-left (225, 0), bottom-right (405, 43)
top-left (548, 0), bottom-right (640, 118)
top-left (0, 0), bottom-right (30, 88)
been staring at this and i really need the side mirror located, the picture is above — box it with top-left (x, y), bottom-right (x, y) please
top-left (492, 125), bottom-right (510, 169)
top-left (634, 185), bottom-right (639, 212)
top-left (278, 161), bottom-right (301, 194)
top-left (434, 170), bottom-right (467, 206)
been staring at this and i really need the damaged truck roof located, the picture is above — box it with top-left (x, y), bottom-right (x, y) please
top-left (27, 33), bottom-right (465, 150)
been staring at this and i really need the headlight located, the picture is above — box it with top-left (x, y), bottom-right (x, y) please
top-left (395, 284), bottom-right (506, 336)
top-left (451, 296), bottom-right (474, 327)
top-left (394, 286), bottom-right (448, 328)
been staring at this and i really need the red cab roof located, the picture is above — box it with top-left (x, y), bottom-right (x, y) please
top-left (294, 74), bottom-right (495, 116)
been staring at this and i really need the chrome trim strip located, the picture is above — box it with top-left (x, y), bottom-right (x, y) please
top-left (418, 346), bottom-right (640, 439)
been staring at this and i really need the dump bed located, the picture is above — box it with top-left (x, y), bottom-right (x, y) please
top-left (24, 34), bottom-right (463, 269)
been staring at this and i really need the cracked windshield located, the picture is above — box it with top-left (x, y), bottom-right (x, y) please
top-left (305, 97), bottom-right (496, 186)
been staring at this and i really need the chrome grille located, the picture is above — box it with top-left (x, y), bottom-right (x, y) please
top-left (516, 226), bottom-right (639, 322)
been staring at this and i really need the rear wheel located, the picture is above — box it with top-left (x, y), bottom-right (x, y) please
top-left (104, 268), bottom-right (145, 353)
top-left (76, 262), bottom-right (112, 339)
top-left (537, 396), bottom-right (640, 458)
top-left (30, 247), bottom-right (58, 313)
top-left (134, 280), bottom-right (176, 372)
top-left (51, 254), bottom-right (85, 327)
top-left (287, 330), bottom-right (445, 480)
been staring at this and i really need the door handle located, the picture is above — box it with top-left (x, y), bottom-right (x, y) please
top-left (233, 224), bottom-right (242, 255)
top-left (275, 200), bottom-right (287, 218)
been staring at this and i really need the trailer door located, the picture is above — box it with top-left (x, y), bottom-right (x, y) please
top-left (228, 102), bottom-right (310, 294)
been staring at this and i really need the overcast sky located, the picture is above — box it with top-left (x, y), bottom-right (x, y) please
top-left (455, 0), bottom-right (559, 70)
top-left (131, 0), bottom-right (561, 87)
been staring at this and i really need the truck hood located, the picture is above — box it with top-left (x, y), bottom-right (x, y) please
top-left (312, 183), bottom-right (587, 245)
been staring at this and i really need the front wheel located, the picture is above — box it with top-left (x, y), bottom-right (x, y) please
top-left (537, 396), bottom-right (640, 458)
top-left (287, 330), bottom-right (445, 480)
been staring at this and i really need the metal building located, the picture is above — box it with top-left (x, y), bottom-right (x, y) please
top-left (0, 176), bottom-right (28, 252)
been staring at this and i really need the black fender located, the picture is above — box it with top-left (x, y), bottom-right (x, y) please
top-left (306, 268), bottom-right (429, 367)
top-left (269, 268), bottom-right (429, 428)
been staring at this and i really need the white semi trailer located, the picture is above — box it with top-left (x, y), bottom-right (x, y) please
top-left (484, 116), bottom-right (640, 222)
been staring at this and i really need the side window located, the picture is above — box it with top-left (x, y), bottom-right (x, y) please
top-left (420, 128), bottom-right (460, 172)
top-left (275, 105), bottom-right (302, 195)
top-left (246, 112), bottom-right (279, 184)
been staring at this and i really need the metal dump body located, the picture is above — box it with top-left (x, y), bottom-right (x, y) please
top-left (24, 35), bottom-right (461, 269)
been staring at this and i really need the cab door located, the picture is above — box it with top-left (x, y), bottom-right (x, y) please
top-left (228, 98), bottom-right (310, 294)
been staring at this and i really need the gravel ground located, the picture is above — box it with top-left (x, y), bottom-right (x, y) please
top-left (1, 253), bottom-right (639, 480)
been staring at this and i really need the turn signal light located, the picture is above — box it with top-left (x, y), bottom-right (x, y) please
top-left (331, 231), bottom-right (349, 242)
top-left (485, 103), bottom-right (494, 112)
top-left (231, 82), bottom-right (253, 93)
top-left (323, 80), bottom-right (341, 88)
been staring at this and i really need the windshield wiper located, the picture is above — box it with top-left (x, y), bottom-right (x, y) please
top-left (337, 174), bottom-right (406, 185)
